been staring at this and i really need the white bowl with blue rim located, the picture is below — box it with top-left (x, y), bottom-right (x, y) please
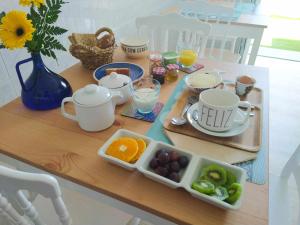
top-left (93, 62), bottom-right (144, 84)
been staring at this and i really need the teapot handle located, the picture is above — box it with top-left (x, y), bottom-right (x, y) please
top-left (15, 57), bottom-right (33, 92)
top-left (61, 97), bottom-right (77, 121)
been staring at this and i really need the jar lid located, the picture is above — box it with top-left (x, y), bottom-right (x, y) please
top-left (167, 64), bottom-right (179, 70)
top-left (152, 67), bottom-right (166, 75)
top-left (99, 72), bottom-right (131, 89)
top-left (74, 84), bottom-right (111, 106)
top-left (162, 51), bottom-right (178, 59)
top-left (149, 53), bottom-right (162, 62)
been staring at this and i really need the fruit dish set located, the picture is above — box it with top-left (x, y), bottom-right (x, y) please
top-left (98, 129), bottom-right (247, 210)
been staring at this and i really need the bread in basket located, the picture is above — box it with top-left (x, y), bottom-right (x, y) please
top-left (69, 27), bottom-right (115, 70)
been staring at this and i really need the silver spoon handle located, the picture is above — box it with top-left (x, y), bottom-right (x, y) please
top-left (180, 103), bottom-right (192, 118)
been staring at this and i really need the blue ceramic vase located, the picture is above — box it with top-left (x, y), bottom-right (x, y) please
top-left (16, 53), bottom-right (72, 110)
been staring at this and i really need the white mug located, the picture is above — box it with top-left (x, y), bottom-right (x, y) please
top-left (197, 89), bottom-right (251, 132)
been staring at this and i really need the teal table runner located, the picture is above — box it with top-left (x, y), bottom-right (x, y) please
top-left (146, 78), bottom-right (267, 185)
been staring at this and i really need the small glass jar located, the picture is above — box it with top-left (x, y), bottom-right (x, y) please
top-left (152, 66), bottom-right (166, 84)
top-left (149, 53), bottom-right (162, 77)
top-left (166, 64), bottom-right (179, 82)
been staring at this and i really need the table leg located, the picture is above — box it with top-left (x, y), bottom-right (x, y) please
top-left (248, 28), bottom-right (264, 65)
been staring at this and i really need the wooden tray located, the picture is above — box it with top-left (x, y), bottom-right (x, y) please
top-left (164, 84), bottom-right (262, 152)
top-left (164, 130), bottom-right (257, 164)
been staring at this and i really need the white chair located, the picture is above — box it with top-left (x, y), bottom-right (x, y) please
top-left (0, 165), bottom-right (72, 225)
top-left (136, 13), bottom-right (211, 57)
top-left (177, 0), bottom-right (263, 64)
top-left (270, 144), bottom-right (300, 225)
top-left (136, 13), bottom-right (241, 64)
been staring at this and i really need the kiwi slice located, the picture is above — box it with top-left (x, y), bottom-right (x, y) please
top-left (191, 180), bottom-right (215, 194)
top-left (201, 164), bottom-right (227, 186)
top-left (211, 186), bottom-right (229, 201)
top-left (225, 170), bottom-right (237, 187)
top-left (225, 183), bottom-right (243, 204)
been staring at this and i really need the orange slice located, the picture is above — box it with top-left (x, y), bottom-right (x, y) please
top-left (130, 138), bottom-right (147, 163)
top-left (106, 137), bottom-right (138, 162)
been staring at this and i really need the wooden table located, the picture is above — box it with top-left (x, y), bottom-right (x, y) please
top-left (0, 49), bottom-right (269, 225)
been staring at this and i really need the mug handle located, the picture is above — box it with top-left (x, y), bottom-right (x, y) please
top-left (61, 97), bottom-right (77, 121)
top-left (110, 90), bottom-right (124, 107)
top-left (234, 101), bottom-right (251, 125)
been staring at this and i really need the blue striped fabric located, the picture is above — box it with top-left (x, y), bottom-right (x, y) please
top-left (146, 77), bottom-right (266, 185)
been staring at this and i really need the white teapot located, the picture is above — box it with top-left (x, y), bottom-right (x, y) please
top-left (61, 84), bottom-right (122, 132)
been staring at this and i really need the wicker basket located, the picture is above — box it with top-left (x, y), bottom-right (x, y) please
top-left (69, 27), bottom-right (115, 70)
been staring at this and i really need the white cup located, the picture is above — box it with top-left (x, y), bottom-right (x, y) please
top-left (197, 89), bottom-right (251, 132)
top-left (235, 75), bottom-right (256, 96)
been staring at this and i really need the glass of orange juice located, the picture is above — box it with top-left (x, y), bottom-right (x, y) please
top-left (179, 49), bottom-right (197, 68)
top-left (177, 43), bottom-right (198, 68)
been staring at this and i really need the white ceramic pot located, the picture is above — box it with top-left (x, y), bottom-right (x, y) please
top-left (184, 72), bottom-right (222, 94)
top-left (120, 36), bottom-right (149, 59)
top-left (98, 72), bottom-right (132, 105)
top-left (61, 84), bottom-right (123, 132)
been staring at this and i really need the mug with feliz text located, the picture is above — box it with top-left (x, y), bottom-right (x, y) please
top-left (197, 89), bottom-right (251, 132)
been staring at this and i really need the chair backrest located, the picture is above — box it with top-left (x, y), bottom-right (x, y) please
top-left (136, 13), bottom-right (211, 57)
top-left (0, 166), bottom-right (72, 225)
top-left (178, 1), bottom-right (248, 63)
top-left (203, 18), bottom-right (241, 63)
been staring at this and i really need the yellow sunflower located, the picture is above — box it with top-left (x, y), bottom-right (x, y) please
top-left (0, 11), bottom-right (35, 49)
top-left (19, 0), bottom-right (44, 8)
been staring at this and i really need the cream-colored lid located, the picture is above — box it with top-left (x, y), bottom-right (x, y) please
top-left (74, 84), bottom-right (110, 106)
top-left (99, 72), bottom-right (131, 89)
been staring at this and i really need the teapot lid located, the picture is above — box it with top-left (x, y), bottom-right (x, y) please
top-left (99, 72), bottom-right (131, 89)
top-left (74, 84), bottom-right (111, 106)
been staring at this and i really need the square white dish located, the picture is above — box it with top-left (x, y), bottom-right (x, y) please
top-left (138, 141), bottom-right (196, 189)
top-left (183, 157), bottom-right (247, 210)
top-left (98, 129), bottom-right (154, 170)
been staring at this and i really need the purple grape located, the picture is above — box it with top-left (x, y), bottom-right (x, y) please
top-left (158, 151), bottom-right (170, 165)
top-left (155, 149), bottom-right (167, 158)
top-left (169, 151), bottom-right (180, 161)
top-left (165, 163), bottom-right (171, 172)
top-left (149, 158), bottom-right (159, 169)
top-left (170, 161), bottom-right (180, 172)
top-left (155, 166), bottom-right (169, 177)
top-left (178, 156), bottom-right (189, 168)
top-left (168, 172), bottom-right (180, 182)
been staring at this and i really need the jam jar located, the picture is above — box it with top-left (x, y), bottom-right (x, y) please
top-left (149, 53), bottom-right (162, 77)
top-left (166, 64), bottom-right (179, 82)
top-left (152, 66), bottom-right (166, 84)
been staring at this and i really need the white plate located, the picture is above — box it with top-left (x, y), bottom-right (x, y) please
top-left (186, 103), bottom-right (250, 137)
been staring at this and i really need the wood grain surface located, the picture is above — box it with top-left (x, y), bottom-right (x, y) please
top-left (165, 130), bottom-right (257, 164)
top-left (164, 84), bottom-right (262, 152)
top-left (0, 48), bottom-right (269, 225)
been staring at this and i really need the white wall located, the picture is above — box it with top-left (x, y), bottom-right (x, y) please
top-left (0, 0), bottom-right (173, 106)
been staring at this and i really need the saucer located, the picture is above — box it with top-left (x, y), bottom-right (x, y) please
top-left (186, 103), bottom-right (250, 137)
